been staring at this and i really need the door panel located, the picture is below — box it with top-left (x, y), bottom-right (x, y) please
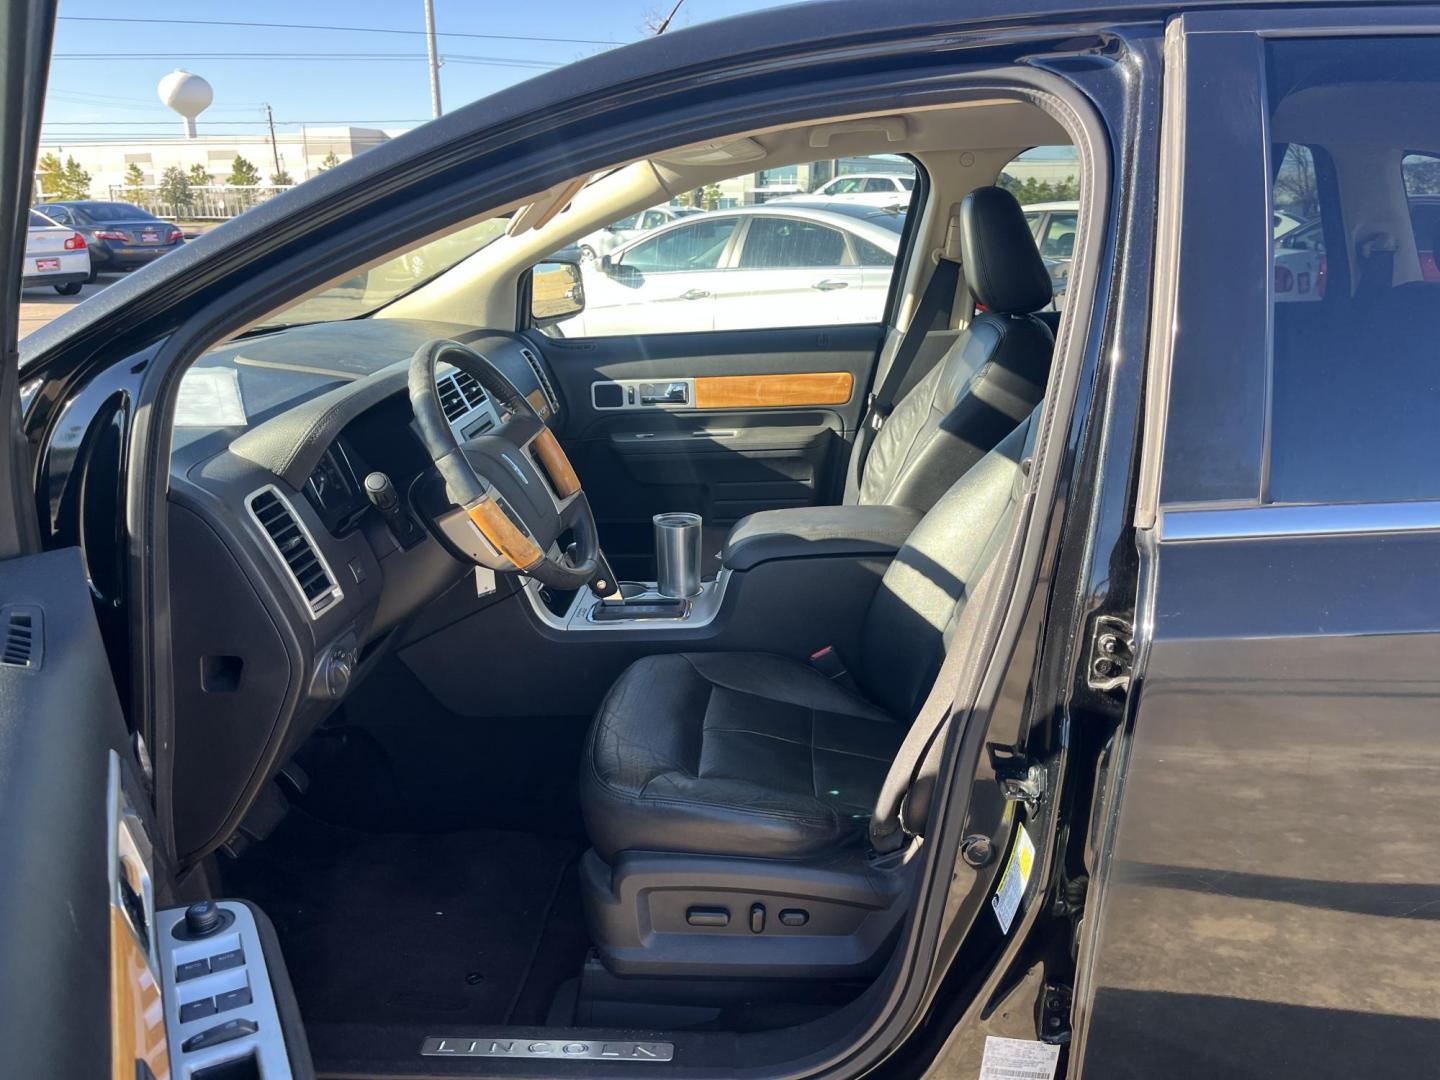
top-left (530, 324), bottom-right (881, 578)
top-left (0, 549), bottom-right (150, 1079)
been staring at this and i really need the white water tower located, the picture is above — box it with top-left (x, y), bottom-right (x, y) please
top-left (158, 70), bottom-right (213, 138)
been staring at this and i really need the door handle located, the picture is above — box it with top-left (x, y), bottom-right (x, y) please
top-left (812, 279), bottom-right (849, 291)
top-left (680, 288), bottom-right (711, 300)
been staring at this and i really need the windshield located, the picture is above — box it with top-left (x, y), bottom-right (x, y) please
top-left (79, 202), bottom-right (154, 221)
top-left (254, 215), bottom-right (511, 328)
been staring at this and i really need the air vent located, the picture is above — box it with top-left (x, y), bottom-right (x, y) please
top-left (437, 368), bottom-right (489, 425)
top-left (247, 487), bottom-right (343, 618)
top-left (520, 348), bottom-right (560, 416)
top-left (0, 606), bottom-right (42, 670)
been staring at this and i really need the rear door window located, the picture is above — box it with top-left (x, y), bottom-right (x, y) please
top-left (1266, 38), bottom-right (1440, 503)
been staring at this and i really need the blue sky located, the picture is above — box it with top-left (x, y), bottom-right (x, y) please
top-left (43, 0), bottom-right (797, 138)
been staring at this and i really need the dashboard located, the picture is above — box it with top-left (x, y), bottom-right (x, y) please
top-left (165, 317), bottom-right (562, 863)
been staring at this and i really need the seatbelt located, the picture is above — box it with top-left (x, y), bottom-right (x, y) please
top-left (862, 256), bottom-right (961, 436)
top-left (868, 506), bottom-right (1013, 854)
top-left (854, 203), bottom-right (966, 478)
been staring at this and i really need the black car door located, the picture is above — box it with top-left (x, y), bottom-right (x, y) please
top-left (528, 180), bottom-right (916, 579)
top-left (1076, 12), bottom-right (1440, 1078)
top-left (0, 4), bottom-right (172, 1078)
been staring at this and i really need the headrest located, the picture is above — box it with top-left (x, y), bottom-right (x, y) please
top-left (959, 186), bottom-right (1054, 315)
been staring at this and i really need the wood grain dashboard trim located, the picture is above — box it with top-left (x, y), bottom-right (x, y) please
top-left (692, 372), bottom-right (854, 409)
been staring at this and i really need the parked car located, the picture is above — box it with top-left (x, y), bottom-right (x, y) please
top-left (777, 171), bottom-right (915, 205)
top-left (564, 202), bottom-right (904, 335)
top-left (21, 209), bottom-right (88, 295)
top-left (1023, 199), bottom-right (1078, 307)
top-left (575, 204), bottom-right (705, 262)
top-left (31, 199), bottom-right (183, 279)
top-left (8, 6), bottom-right (1440, 1080)
top-left (1274, 194), bottom-right (1440, 302)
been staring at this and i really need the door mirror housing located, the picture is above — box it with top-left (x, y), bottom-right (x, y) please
top-left (530, 259), bottom-right (586, 324)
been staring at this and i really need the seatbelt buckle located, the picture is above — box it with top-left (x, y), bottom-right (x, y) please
top-left (810, 645), bottom-right (858, 692)
top-left (865, 392), bottom-right (889, 431)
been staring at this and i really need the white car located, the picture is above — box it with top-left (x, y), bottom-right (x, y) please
top-left (576, 204), bottom-right (705, 262)
top-left (777, 172), bottom-right (915, 206)
top-left (23, 209), bottom-right (90, 295)
top-left (563, 202), bottom-right (903, 336)
top-left (1022, 200), bottom-right (1079, 309)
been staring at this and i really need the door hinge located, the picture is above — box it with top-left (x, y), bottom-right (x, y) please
top-left (1087, 614), bottom-right (1135, 694)
top-left (1040, 982), bottom-right (1073, 1045)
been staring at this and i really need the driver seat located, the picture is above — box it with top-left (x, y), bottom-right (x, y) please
top-left (578, 409), bottom-right (1037, 978)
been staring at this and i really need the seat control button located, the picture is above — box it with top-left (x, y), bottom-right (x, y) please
top-left (179, 998), bottom-right (217, 1023)
top-left (175, 958), bottom-right (211, 982)
top-left (181, 1017), bottom-right (258, 1053)
top-left (779, 908), bottom-right (809, 927)
top-left (749, 903), bottom-right (765, 933)
top-left (686, 906), bottom-right (729, 927)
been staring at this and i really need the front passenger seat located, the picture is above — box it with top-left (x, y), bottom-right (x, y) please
top-left (579, 409), bottom-right (1039, 979)
top-left (852, 185), bottom-right (1054, 513)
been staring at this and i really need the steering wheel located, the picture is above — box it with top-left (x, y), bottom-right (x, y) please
top-left (408, 338), bottom-right (602, 591)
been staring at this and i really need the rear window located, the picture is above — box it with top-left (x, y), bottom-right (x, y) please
top-left (79, 202), bottom-right (154, 222)
top-left (28, 211), bottom-right (54, 228)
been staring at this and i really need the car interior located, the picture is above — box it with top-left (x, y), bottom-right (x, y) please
top-left (106, 90), bottom-right (1093, 1078)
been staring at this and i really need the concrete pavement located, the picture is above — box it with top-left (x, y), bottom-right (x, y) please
top-left (19, 272), bottom-right (122, 338)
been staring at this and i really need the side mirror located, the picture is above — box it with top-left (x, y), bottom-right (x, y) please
top-left (530, 259), bottom-right (585, 324)
top-left (600, 253), bottom-right (615, 273)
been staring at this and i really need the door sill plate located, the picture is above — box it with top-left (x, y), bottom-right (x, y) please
top-left (421, 1036), bottom-right (674, 1062)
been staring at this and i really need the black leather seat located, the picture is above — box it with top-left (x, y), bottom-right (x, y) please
top-left (581, 410), bottom-right (1036, 862)
top-left (851, 185), bottom-right (1054, 513)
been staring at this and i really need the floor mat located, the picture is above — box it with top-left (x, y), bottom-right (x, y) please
top-left (224, 812), bottom-right (585, 1038)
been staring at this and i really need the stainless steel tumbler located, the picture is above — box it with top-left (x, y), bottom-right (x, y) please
top-left (653, 512), bottom-right (703, 598)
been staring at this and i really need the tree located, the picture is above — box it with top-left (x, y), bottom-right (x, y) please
top-left (698, 182), bottom-right (722, 211)
top-left (158, 166), bottom-right (192, 212)
top-left (123, 163), bottom-right (146, 200)
top-left (1273, 147), bottom-right (1319, 220)
top-left (60, 156), bottom-right (92, 200)
top-left (269, 170), bottom-right (294, 186)
top-left (317, 151), bottom-right (341, 172)
top-left (997, 172), bottom-right (1080, 205)
top-left (187, 163), bottom-right (212, 186)
top-left (36, 152), bottom-right (65, 199)
top-left (227, 155), bottom-right (261, 187)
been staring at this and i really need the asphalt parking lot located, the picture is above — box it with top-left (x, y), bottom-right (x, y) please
top-left (19, 272), bottom-right (123, 338)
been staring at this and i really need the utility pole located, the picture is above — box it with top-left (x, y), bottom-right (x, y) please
top-left (423, 0), bottom-right (442, 118)
top-left (264, 103), bottom-right (282, 180)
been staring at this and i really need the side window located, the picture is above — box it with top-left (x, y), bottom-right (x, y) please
top-left (1266, 37), bottom-right (1440, 503)
top-left (619, 218), bottom-right (737, 272)
top-left (45, 206), bottom-right (70, 225)
top-left (1038, 212), bottom-right (1077, 258)
top-left (541, 154), bottom-right (917, 337)
top-left (738, 218), bottom-right (847, 268)
top-left (999, 146), bottom-right (1081, 311)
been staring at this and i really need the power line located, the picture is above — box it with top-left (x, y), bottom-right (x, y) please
top-left (51, 52), bottom-right (562, 69)
top-left (40, 119), bottom-right (431, 127)
top-left (55, 15), bottom-right (623, 47)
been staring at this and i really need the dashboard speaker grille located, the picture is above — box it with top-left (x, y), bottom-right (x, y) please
top-left (248, 488), bottom-right (342, 618)
top-left (519, 347), bottom-right (560, 416)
